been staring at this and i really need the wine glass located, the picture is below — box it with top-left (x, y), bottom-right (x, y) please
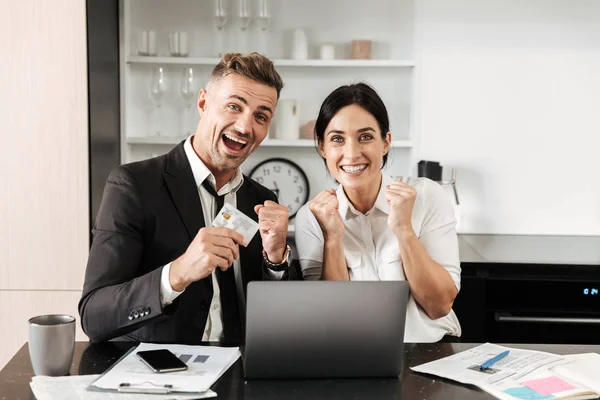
top-left (237, 0), bottom-right (251, 53)
top-left (255, 0), bottom-right (270, 55)
top-left (214, 0), bottom-right (229, 57)
top-left (180, 68), bottom-right (197, 136)
top-left (148, 67), bottom-right (167, 137)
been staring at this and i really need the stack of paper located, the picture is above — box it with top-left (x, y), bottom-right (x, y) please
top-left (31, 375), bottom-right (216, 400)
top-left (90, 343), bottom-right (240, 395)
top-left (411, 343), bottom-right (600, 400)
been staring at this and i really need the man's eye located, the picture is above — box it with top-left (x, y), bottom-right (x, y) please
top-left (255, 114), bottom-right (267, 122)
top-left (228, 104), bottom-right (241, 111)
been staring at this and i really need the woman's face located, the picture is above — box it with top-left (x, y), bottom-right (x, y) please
top-left (319, 104), bottom-right (391, 192)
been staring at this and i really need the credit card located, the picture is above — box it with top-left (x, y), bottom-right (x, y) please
top-left (211, 203), bottom-right (259, 245)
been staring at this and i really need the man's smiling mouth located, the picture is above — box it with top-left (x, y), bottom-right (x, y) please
top-left (222, 132), bottom-right (249, 151)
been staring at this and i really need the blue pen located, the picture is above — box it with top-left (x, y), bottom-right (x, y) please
top-left (480, 350), bottom-right (510, 371)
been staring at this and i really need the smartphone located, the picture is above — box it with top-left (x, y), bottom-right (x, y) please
top-left (136, 349), bottom-right (188, 373)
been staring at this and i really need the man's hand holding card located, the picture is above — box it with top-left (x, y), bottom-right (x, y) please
top-left (212, 203), bottom-right (260, 246)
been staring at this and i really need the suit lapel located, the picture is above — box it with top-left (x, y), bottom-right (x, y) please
top-left (163, 141), bottom-right (205, 240)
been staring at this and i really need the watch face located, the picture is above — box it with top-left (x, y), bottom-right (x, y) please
top-left (249, 158), bottom-right (309, 218)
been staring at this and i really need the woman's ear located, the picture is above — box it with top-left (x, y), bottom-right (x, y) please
top-left (383, 131), bottom-right (392, 155)
top-left (318, 141), bottom-right (326, 158)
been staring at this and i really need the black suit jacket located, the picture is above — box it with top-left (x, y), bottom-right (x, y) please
top-left (79, 141), bottom-right (283, 344)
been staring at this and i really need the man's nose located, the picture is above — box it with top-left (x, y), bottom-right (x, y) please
top-left (234, 111), bottom-right (253, 135)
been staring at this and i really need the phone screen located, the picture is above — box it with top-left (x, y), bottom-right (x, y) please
top-left (136, 349), bottom-right (188, 373)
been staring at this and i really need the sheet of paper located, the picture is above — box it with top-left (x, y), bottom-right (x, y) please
top-left (212, 203), bottom-right (259, 245)
top-left (411, 343), bottom-right (566, 387)
top-left (30, 374), bottom-right (216, 400)
top-left (92, 343), bottom-right (240, 393)
top-left (412, 343), bottom-right (600, 400)
top-left (551, 353), bottom-right (600, 393)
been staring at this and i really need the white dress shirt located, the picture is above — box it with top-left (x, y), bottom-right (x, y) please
top-left (295, 174), bottom-right (462, 343)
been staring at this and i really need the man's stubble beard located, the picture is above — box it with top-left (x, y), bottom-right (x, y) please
top-left (211, 147), bottom-right (247, 172)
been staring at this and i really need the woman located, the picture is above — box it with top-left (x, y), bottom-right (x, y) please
top-left (294, 83), bottom-right (461, 343)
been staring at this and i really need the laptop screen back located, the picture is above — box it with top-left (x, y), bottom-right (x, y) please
top-left (244, 281), bottom-right (409, 379)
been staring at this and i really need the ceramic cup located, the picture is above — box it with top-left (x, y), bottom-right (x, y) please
top-left (28, 314), bottom-right (75, 376)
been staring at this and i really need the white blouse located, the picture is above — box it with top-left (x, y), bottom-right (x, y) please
top-left (294, 174), bottom-right (462, 342)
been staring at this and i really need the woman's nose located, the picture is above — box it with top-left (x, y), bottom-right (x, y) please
top-left (344, 139), bottom-right (361, 159)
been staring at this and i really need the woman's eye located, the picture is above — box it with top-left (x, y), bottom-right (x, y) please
top-left (360, 134), bottom-right (373, 141)
top-left (331, 136), bottom-right (343, 142)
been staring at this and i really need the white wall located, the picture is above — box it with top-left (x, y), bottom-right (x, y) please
top-left (418, 0), bottom-right (600, 235)
top-left (0, 0), bottom-right (89, 369)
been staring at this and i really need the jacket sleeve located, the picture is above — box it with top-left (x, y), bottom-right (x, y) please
top-left (78, 166), bottom-right (169, 342)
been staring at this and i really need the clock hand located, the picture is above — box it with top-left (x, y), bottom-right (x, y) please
top-left (273, 188), bottom-right (280, 198)
top-left (272, 182), bottom-right (280, 200)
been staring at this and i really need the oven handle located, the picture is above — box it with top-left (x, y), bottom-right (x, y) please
top-left (496, 314), bottom-right (600, 325)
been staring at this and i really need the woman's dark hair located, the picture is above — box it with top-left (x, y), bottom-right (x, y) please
top-left (314, 82), bottom-right (390, 168)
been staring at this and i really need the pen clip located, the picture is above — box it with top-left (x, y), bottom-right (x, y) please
top-left (118, 382), bottom-right (173, 394)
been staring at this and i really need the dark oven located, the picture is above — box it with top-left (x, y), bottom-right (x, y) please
top-left (455, 262), bottom-right (600, 344)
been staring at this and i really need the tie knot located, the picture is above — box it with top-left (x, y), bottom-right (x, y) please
top-left (201, 179), bottom-right (222, 199)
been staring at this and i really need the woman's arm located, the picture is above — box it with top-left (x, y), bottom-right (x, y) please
top-left (385, 179), bottom-right (459, 320)
top-left (295, 190), bottom-right (349, 281)
top-left (396, 228), bottom-right (458, 319)
top-left (321, 236), bottom-right (349, 281)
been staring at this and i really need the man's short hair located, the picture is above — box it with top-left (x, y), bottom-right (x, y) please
top-left (209, 52), bottom-right (284, 99)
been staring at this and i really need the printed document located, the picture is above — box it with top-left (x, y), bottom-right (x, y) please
top-left (31, 375), bottom-right (216, 400)
top-left (91, 343), bottom-right (240, 394)
top-left (412, 343), bottom-right (600, 399)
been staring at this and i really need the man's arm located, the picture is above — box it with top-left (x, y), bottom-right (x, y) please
top-left (255, 189), bottom-right (290, 280)
top-left (78, 166), bottom-right (170, 342)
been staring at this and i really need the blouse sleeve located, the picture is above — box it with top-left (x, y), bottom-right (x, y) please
top-left (294, 204), bottom-right (325, 281)
top-left (418, 179), bottom-right (461, 291)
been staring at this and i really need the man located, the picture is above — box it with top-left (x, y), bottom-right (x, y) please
top-left (79, 53), bottom-right (290, 345)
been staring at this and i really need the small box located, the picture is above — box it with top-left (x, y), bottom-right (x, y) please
top-left (351, 40), bottom-right (371, 59)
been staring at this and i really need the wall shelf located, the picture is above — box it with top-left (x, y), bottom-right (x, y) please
top-left (122, 0), bottom-right (418, 192)
top-left (127, 56), bottom-right (415, 68)
top-left (126, 137), bottom-right (414, 148)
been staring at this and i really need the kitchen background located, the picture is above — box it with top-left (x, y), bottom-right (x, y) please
top-left (2, 0), bottom-right (600, 369)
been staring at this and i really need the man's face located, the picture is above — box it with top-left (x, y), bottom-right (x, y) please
top-left (194, 73), bottom-right (277, 175)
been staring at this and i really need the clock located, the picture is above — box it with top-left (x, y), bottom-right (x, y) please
top-left (249, 158), bottom-right (310, 218)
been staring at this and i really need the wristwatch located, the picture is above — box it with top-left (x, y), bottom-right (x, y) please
top-left (262, 245), bottom-right (292, 272)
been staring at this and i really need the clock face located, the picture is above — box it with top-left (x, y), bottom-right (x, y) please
top-left (249, 158), bottom-right (310, 218)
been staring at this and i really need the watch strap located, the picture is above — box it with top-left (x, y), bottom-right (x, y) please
top-left (262, 245), bottom-right (292, 272)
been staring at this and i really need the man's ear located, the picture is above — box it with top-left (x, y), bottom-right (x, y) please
top-left (197, 88), bottom-right (208, 116)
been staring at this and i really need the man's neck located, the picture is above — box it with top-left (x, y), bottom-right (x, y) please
top-left (214, 171), bottom-right (236, 191)
top-left (190, 135), bottom-right (236, 191)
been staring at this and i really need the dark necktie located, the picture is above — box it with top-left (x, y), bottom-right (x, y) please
top-left (201, 180), bottom-right (243, 344)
